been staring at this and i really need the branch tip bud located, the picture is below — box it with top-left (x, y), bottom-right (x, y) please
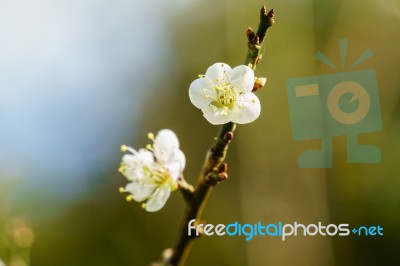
top-left (260, 5), bottom-right (267, 17)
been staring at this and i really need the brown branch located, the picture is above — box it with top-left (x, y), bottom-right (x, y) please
top-left (167, 122), bottom-right (235, 265)
top-left (154, 5), bottom-right (275, 266)
top-left (245, 7), bottom-right (275, 70)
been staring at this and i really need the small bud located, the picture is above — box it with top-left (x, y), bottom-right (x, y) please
top-left (260, 5), bottom-right (267, 17)
top-left (218, 163), bottom-right (228, 173)
top-left (218, 172), bottom-right (228, 181)
top-left (246, 27), bottom-right (255, 42)
top-left (252, 77), bottom-right (267, 92)
top-left (253, 35), bottom-right (260, 45)
top-left (224, 132), bottom-right (234, 142)
top-left (267, 8), bottom-right (275, 25)
top-left (161, 248), bottom-right (173, 261)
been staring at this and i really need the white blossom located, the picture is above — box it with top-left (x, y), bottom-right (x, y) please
top-left (189, 63), bottom-right (261, 124)
top-left (119, 129), bottom-right (185, 212)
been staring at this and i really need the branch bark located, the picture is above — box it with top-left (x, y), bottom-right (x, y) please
top-left (156, 5), bottom-right (275, 266)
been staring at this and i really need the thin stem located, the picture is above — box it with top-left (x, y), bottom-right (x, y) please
top-left (168, 122), bottom-right (235, 266)
top-left (245, 7), bottom-right (275, 71)
top-left (159, 6), bottom-right (274, 266)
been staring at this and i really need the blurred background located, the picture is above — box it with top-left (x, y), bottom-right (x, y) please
top-left (1, 0), bottom-right (399, 265)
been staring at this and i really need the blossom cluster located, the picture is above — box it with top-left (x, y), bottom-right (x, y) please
top-left (119, 129), bottom-right (185, 212)
top-left (119, 62), bottom-right (265, 211)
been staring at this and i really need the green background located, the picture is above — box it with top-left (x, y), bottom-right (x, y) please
top-left (1, 0), bottom-right (400, 265)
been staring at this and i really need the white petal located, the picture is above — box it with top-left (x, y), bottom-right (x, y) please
top-left (230, 65), bottom-right (254, 93)
top-left (125, 181), bottom-right (156, 202)
top-left (154, 129), bottom-right (179, 164)
top-left (136, 149), bottom-right (155, 164)
top-left (174, 149), bottom-right (186, 173)
top-left (145, 184), bottom-right (171, 212)
top-left (232, 93), bottom-right (261, 124)
top-left (123, 167), bottom-right (145, 181)
top-left (155, 129), bottom-right (179, 148)
top-left (122, 154), bottom-right (136, 165)
top-left (189, 78), bottom-right (214, 109)
top-left (167, 163), bottom-right (181, 181)
top-left (162, 150), bottom-right (185, 184)
top-left (205, 63), bottom-right (232, 83)
top-left (202, 106), bottom-right (232, 125)
top-left (122, 149), bottom-right (154, 166)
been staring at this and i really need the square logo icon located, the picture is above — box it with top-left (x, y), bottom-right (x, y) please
top-left (286, 40), bottom-right (382, 168)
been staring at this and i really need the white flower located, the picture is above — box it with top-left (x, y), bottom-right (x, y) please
top-left (189, 62), bottom-right (261, 125)
top-left (119, 129), bottom-right (185, 212)
top-left (0, 259), bottom-right (5, 266)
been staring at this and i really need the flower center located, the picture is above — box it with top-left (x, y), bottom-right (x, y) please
top-left (215, 82), bottom-right (236, 108)
top-left (143, 165), bottom-right (168, 184)
top-left (202, 81), bottom-right (237, 113)
top-left (142, 164), bottom-right (178, 191)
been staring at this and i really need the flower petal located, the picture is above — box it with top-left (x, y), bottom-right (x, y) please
top-left (189, 78), bottom-right (214, 109)
top-left (165, 149), bottom-right (186, 180)
top-left (122, 149), bottom-right (154, 167)
top-left (202, 106), bottom-right (232, 125)
top-left (154, 129), bottom-right (179, 164)
top-left (165, 154), bottom-right (185, 182)
top-left (232, 93), bottom-right (261, 124)
top-left (123, 167), bottom-right (145, 181)
top-left (136, 149), bottom-right (155, 164)
top-left (174, 149), bottom-right (186, 173)
top-left (205, 63), bottom-right (232, 84)
top-left (155, 129), bottom-right (179, 147)
top-left (125, 181), bottom-right (156, 202)
top-left (230, 65), bottom-right (254, 93)
top-left (145, 183), bottom-right (171, 212)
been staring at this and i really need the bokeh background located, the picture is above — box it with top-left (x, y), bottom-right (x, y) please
top-left (1, 0), bottom-right (400, 265)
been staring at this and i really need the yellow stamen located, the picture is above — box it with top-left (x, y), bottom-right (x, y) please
top-left (119, 187), bottom-right (125, 193)
top-left (118, 165), bottom-right (126, 173)
top-left (120, 145), bottom-right (127, 152)
top-left (126, 195), bottom-right (133, 202)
